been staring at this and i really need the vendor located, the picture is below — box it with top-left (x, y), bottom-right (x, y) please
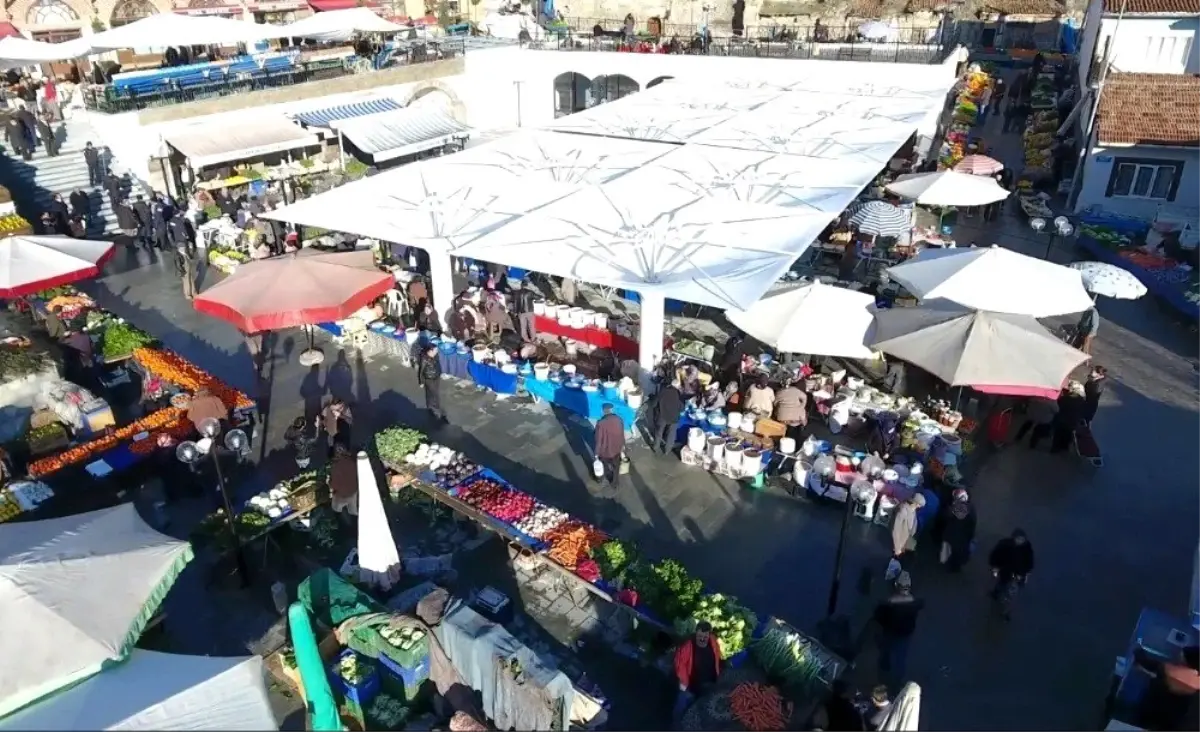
top-left (483, 287), bottom-right (508, 341)
top-left (743, 373), bottom-right (775, 417)
top-left (416, 302), bottom-right (441, 334)
top-left (698, 381), bottom-right (725, 411)
top-left (407, 276), bottom-right (429, 313)
top-left (718, 335), bottom-right (744, 385)
top-left (448, 302), bottom-right (476, 343)
top-left (673, 621), bottom-right (722, 720)
top-left (867, 412), bottom-right (900, 460)
top-left (678, 365), bottom-right (702, 401)
top-left (322, 398), bottom-right (353, 458)
top-left (329, 444), bottom-right (359, 520)
top-left (773, 378), bottom-right (807, 439)
top-left (186, 386), bottom-right (229, 434)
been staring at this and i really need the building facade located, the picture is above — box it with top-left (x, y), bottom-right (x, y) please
top-left (1, 0), bottom-right (311, 42)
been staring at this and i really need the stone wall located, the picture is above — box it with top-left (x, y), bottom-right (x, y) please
top-left (136, 57), bottom-right (466, 125)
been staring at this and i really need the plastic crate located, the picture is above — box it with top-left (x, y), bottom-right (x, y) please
top-left (379, 652), bottom-right (430, 688)
top-left (328, 650), bottom-right (381, 708)
top-left (378, 632), bottom-right (429, 671)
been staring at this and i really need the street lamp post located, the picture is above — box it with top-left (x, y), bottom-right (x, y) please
top-left (177, 417), bottom-right (251, 586)
top-left (1031, 216), bottom-right (1075, 260)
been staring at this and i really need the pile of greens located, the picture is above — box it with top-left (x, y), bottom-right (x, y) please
top-left (101, 321), bottom-right (153, 360)
top-left (626, 558), bottom-right (703, 621)
top-left (26, 422), bottom-right (66, 447)
top-left (0, 345), bottom-right (52, 381)
top-left (678, 593), bottom-right (758, 659)
top-left (750, 627), bottom-right (824, 691)
top-left (592, 539), bottom-right (634, 582)
top-left (374, 427), bottom-right (425, 465)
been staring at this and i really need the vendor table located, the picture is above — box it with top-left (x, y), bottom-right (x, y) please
top-left (524, 378), bottom-right (637, 427)
top-left (533, 315), bottom-right (639, 360)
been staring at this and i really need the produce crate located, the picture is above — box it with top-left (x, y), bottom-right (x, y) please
top-left (378, 632), bottom-right (429, 671)
top-left (328, 650), bottom-right (381, 708)
top-left (379, 652), bottom-right (430, 688)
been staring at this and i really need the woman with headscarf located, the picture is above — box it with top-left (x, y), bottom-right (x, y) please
top-left (988, 529), bottom-right (1035, 620)
top-left (322, 398), bottom-right (353, 458)
top-left (867, 413), bottom-right (901, 460)
top-left (285, 417), bottom-right (315, 469)
top-left (891, 493), bottom-right (925, 560)
top-left (678, 365), bottom-right (702, 401)
top-left (743, 373), bottom-right (775, 417)
top-left (483, 288), bottom-right (508, 341)
top-left (698, 381), bottom-right (726, 411)
top-left (939, 489), bottom-right (976, 572)
top-left (773, 379), bottom-right (807, 440)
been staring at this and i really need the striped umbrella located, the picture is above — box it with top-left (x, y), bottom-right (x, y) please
top-left (848, 200), bottom-right (910, 237)
top-left (954, 155), bottom-right (1004, 176)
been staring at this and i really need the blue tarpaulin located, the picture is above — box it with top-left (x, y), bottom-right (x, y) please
top-left (294, 98), bottom-right (403, 128)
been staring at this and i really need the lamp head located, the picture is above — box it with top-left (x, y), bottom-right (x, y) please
top-left (1030, 217), bottom-right (1046, 233)
top-left (225, 428), bottom-right (249, 453)
top-left (198, 417), bottom-right (221, 439)
top-left (1057, 222), bottom-right (1074, 237)
top-left (176, 441), bottom-right (200, 464)
top-left (1053, 215), bottom-right (1070, 230)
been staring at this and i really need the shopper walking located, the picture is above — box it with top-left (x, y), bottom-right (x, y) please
top-left (1082, 365), bottom-right (1106, 425)
top-left (322, 397), bottom-right (354, 457)
top-left (418, 345), bottom-right (446, 424)
top-left (648, 379), bottom-right (684, 455)
top-left (83, 141), bottom-right (102, 186)
top-left (592, 403), bottom-right (625, 488)
top-left (36, 114), bottom-right (56, 157)
top-left (988, 529), bottom-right (1035, 621)
top-left (890, 493), bottom-right (925, 561)
top-left (174, 236), bottom-right (197, 300)
top-left (939, 489), bottom-right (976, 572)
top-left (1013, 395), bottom-right (1057, 449)
top-left (872, 571), bottom-right (923, 684)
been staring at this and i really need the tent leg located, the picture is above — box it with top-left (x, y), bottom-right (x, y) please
top-left (338, 130), bottom-right (346, 172)
top-left (638, 291), bottom-right (666, 374)
top-left (429, 251), bottom-right (455, 329)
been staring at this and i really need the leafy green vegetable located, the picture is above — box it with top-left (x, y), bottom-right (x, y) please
top-left (626, 558), bottom-right (703, 621)
top-left (374, 426), bottom-right (425, 465)
top-left (593, 539), bottom-right (634, 581)
top-left (101, 321), bottom-right (154, 360)
top-left (26, 422), bottom-right (66, 444)
top-left (0, 345), bottom-right (52, 381)
top-left (751, 627), bottom-right (822, 690)
top-left (678, 593), bottom-right (757, 659)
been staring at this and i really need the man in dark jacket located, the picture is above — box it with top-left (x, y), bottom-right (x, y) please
top-left (150, 199), bottom-right (169, 250)
top-left (5, 117), bottom-right (30, 160)
top-left (14, 103), bottom-right (37, 153)
top-left (872, 571), bottom-right (923, 684)
top-left (48, 193), bottom-right (70, 234)
top-left (131, 195), bottom-right (151, 249)
top-left (104, 171), bottom-right (124, 207)
top-left (83, 141), bottom-right (102, 186)
top-left (174, 235), bottom-right (197, 300)
top-left (593, 403), bottom-right (625, 488)
top-left (988, 529), bottom-right (1035, 620)
top-left (35, 114), bottom-right (56, 157)
top-left (512, 279), bottom-right (537, 342)
top-left (417, 345), bottom-right (446, 424)
top-left (649, 379), bottom-right (685, 455)
top-left (69, 188), bottom-right (89, 223)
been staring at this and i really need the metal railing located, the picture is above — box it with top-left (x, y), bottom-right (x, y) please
top-left (533, 33), bottom-right (951, 64)
top-left (551, 18), bottom-right (944, 45)
top-left (83, 40), bottom-right (466, 114)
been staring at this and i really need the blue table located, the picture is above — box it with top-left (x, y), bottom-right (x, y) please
top-left (468, 361), bottom-right (518, 395)
top-left (438, 348), bottom-right (472, 381)
top-left (524, 377), bottom-right (637, 427)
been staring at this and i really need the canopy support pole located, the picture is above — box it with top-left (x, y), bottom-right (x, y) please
top-left (638, 291), bottom-right (666, 373)
top-left (338, 130), bottom-right (346, 172)
top-left (429, 250), bottom-right (455, 329)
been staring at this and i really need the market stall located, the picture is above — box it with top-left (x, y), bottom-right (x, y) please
top-left (938, 65), bottom-right (993, 171)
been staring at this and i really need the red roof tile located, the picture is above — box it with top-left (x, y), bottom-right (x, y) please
top-left (1102, 0), bottom-right (1200, 13)
top-left (1096, 73), bottom-right (1200, 147)
top-left (979, 0), bottom-right (1065, 15)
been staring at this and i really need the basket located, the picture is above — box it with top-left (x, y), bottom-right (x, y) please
top-left (289, 485), bottom-right (319, 514)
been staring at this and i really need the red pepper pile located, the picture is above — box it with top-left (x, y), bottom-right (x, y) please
top-left (458, 478), bottom-right (535, 523)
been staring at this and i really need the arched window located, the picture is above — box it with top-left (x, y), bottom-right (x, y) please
top-left (26, 0), bottom-right (79, 26)
top-left (588, 74), bottom-right (639, 106)
top-left (647, 75), bottom-right (674, 88)
top-left (553, 72), bottom-right (591, 118)
top-left (111, 0), bottom-right (156, 27)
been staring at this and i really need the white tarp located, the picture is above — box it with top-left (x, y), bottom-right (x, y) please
top-left (332, 107), bottom-right (469, 162)
top-left (627, 144), bottom-right (876, 214)
top-left (726, 281), bottom-right (876, 357)
top-left (450, 176), bottom-right (831, 309)
top-left (885, 171), bottom-right (1011, 207)
top-left (886, 246), bottom-right (1093, 318)
top-left (0, 505), bottom-right (193, 718)
top-left (0, 651), bottom-right (277, 731)
top-left (354, 452), bottom-right (401, 590)
top-left (0, 36), bottom-right (91, 66)
top-left (165, 116), bottom-right (318, 169)
top-left (86, 14), bottom-right (266, 50)
top-left (546, 102), bottom-right (736, 144)
top-left (266, 130), bottom-right (670, 246)
top-left (275, 7), bottom-right (403, 41)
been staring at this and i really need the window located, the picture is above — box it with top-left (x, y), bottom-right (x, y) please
top-left (26, 0), bottom-right (78, 26)
top-left (1106, 158), bottom-right (1182, 201)
top-left (110, 0), bottom-right (157, 27)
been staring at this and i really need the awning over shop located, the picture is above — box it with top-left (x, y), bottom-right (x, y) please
top-left (331, 108), bottom-right (469, 162)
top-left (164, 116), bottom-right (318, 169)
top-left (279, 6), bottom-right (402, 39)
top-left (308, 0), bottom-right (378, 10)
top-left (292, 97), bottom-right (402, 128)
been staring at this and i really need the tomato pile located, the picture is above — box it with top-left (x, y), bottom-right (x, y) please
top-left (133, 347), bottom-right (255, 410)
top-left (28, 407), bottom-right (190, 477)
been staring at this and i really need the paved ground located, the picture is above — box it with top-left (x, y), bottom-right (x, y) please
top-left (35, 92), bottom-right (1198, 730)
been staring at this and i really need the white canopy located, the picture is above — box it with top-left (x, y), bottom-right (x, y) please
top-left (725, 281), bottom-right (876, 357)
top-left (266, 130), bottom-right (669, 248)
top-left (0, 36), bottom-right (91, 66)
top-left (0, 651), bottom-right (277, 731)
top-left (0, 235), bottom-right (114, 298)
top-left (332, 107), bottom-right (469, 162)
top-left (164, 116), bottom-right (318, 169)
top-left (451, 176), bottom-right (831, 309)
top-left (0, 505), bottom-right (193, 718)
top-left (86, 14), bottom-right (265, 51)
top-left (885, 171), bottom-right (1011, 207)
top-left (355, 452), bottom-right (401, 590)
top-left (886, 246), bottom-right (1093, 318)
top-left (547, 101), bottom-right (736, 145)
top-left (276, 7), bottom-right (404, 41)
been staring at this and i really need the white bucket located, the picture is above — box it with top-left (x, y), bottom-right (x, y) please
top-left (533, 300), bottom-right (546, 315)
top-left (626, 390), bottom-right (643, 409)
top-left (741, 415), bottom-right (757, 435)
top-left (471, 345), bottom-right (488, 363)
top-left (687, 428), bottom-right (706, 453)
top-left (742, 449), bottom-right (763, 477)
top-left (593, 312), bottom-right (609, 329)
top-left (779, 437), bottom-right (797, 455)
top-left (725, 445), bottom-right (744, 474)
top-left (577, 309), bottom-right (595, 328)
top-left (565, 339), bottom-right (578, 357)
top-left (404, 327), bottom-right (419, 341)
top-left (707, 436), bottom-right (725, 461)
top-left (727, 412), bottom-right (743, 431)
top-left (563, 363), bottom-right (577, 375)
top-left (568, 307), bottom-right (584, 327)
top-left (794, 458), bottom-right (812, 486)
top-left (534, 362), bottom-right (550, 380)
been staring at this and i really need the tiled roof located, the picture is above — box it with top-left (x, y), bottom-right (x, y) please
top-left (979, 0), bottom-right (1065, 15)
top-left (1102, 0), bottom-right (1200, 13)
top-left (904, 0), bottom-right (958, 10)
top-left (845, 0), bottom-right (888, 16)
top-left (1096, 73), bottom-right (1200, 147)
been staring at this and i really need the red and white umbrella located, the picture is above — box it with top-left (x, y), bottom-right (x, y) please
top-left (953, 155), bottom-right (1004, 176)
top-left (0, 235), bottom-right (115, 298)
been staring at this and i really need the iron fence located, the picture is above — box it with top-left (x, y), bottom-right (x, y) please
top-left (553, 18), bottom-right (945, 45)
top-left (83, 40), bottom-right (466, 114)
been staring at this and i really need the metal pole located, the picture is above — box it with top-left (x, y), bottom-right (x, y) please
top-left (514, 80), bottom-right (524, 128)
top-left (826, 482), bottom-right (856, 617)
top-left (338, 130), bottom-right (346, 171)
top-left (1044, 232), bottom-right (1055, 260)
top-left (210, 448), bottom-right (250, 585)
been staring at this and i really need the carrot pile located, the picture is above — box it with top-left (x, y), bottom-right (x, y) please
top-left (543, 521), bottom-right (607, 569)
top-left (729, 683), bottom-right (787, 731)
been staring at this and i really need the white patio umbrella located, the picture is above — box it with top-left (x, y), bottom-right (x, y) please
top-left (0, 651), bottom-right (277, 731)
top-left (848, 200), bottom-right (911, 237)
top-left (275, 7), bottom-right (404, 40)
top-left (725, 281), bottom-right (876, 358)
top-left (886, 245), bottom-right (1093, 318)
top-left (0, 235), bottom-right (115, 298)
top-left (355, 451), bottom-right (401, 591)
top-left (885, 171), bottom-right (1011, 207)
top-left (1069, 261), bottom-right (1148, 300)
top-left (878, 682), bottom-right (921, 731)
top-left (867, 302), bottom-right (1090, 398)
top-left (86, 14), bottom-right (268, 51)
top-left (0, 505), bottom-right (193, 718)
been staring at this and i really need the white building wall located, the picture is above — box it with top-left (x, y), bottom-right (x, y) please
top-left (1075, 142), bottom-right (1199, 220)
top-left (1093, 14), bottom-right (1199, 76)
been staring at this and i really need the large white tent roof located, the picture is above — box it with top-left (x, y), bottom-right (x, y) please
top-left (86, 14), bottom-right (266, 51)
top-left (276, 7), bottom-right (404, 41)
top-left (269, 64), bottom-right (956, 309)
top-left (0, 651), bottom-right (277, 731)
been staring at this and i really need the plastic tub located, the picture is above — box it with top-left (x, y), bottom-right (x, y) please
top-left (687, 427), bottom-right (706, 453)
top-left (329, 650), bottom-right (381, 708)
top-left (707, 436), bottom-right (725, 461)
top-left (742, 448), bottom-right (763, 477)
top-left (533, 299), bottom-right (546, 315)
top-left (626, 390), bottom-right (643, 409)
top-left (726, 412), bottom-right (743, 431)
top-left (593, 312), bottom-right (609, 329)
top-left (533, 362), bottom-right (550, 380)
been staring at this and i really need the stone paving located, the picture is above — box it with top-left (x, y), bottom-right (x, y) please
top-left (53, 95), bottom-right (1199, 730)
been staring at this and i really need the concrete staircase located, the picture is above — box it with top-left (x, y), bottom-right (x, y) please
top-left (3, 114), bottom-right (149, 238)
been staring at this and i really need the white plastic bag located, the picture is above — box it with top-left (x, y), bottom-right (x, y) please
top-left (593, 459), bottom-right (605, 478)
